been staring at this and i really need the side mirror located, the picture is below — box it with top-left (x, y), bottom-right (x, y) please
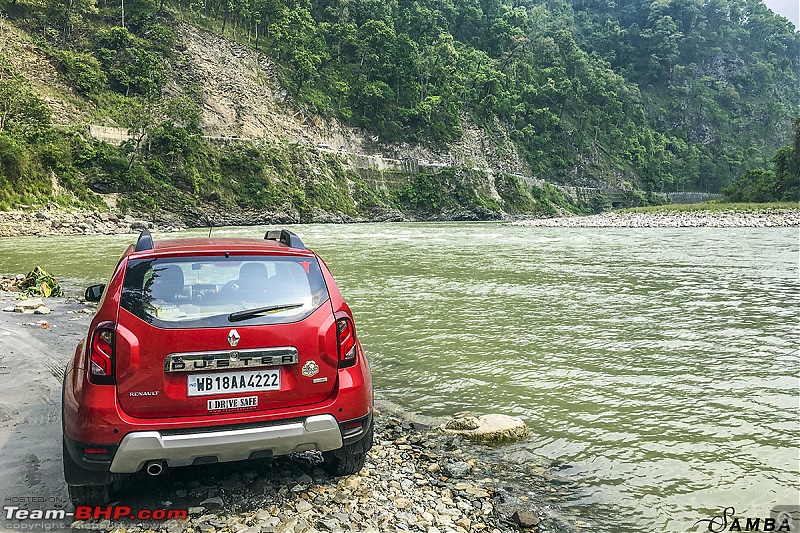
top-left (84, 284), bottom-right (106, 302)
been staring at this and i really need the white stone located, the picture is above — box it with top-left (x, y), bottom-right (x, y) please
top-left (442, 414), bottom-right (528, 443)
top-left (296, 500), bottom-right (313, 513)
top-left (393, 498), bottom-right (412, 509)
top-left (16, 298), bottom-right (44, 309)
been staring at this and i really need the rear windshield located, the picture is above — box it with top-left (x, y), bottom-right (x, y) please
top-left (121, 255), bottom-right (329, 328)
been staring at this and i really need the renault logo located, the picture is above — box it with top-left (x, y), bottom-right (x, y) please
top-left (227, 329), bottom-right (240, 347)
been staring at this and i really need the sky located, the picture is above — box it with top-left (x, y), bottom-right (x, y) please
top-left (763, 0), bottom-right (800, 29)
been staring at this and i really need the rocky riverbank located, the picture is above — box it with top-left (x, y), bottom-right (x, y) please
top-left (0, 206), bottom-right (508, 237)
top-left (0, 288), bottom-right (579, 533)
top-left (0, 209), bottom-right (184, 237)
top-left (67, 414), bottom-right (576, 533)
top-left (510, 209), bottom-right (800, 228)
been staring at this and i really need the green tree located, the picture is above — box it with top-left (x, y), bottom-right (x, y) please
top-left (772, 118), bottom-right (800, 201)
top-left (95, 27), bottom-right (166, 96)
top-left (722, 169), bottom-right (777, 202)
top-left (0, 59), bottom-right (51, 138)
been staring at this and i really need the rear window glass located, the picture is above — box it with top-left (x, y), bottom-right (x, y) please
top-left (121, 255), bottom-right (329, 328)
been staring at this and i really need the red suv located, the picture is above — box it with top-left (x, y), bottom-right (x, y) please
top-left (62, 230), bottom-right (373, 505)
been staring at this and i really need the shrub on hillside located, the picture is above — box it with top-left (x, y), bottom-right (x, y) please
top-left (723, 120), bottom-right (800, 203)
top-left (56, 51), bottom-right (107, 96)
top-left (722, 169), bottom-right (778, 203)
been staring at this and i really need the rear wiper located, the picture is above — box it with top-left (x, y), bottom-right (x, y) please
top-left (228, 303), bottom-right (304, 322)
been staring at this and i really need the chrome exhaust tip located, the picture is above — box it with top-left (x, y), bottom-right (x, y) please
top-left (145, 461), bottom-right (164, 476)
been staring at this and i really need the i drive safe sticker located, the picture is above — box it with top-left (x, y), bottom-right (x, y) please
top-left (207, 396), bottom-right (258, 411)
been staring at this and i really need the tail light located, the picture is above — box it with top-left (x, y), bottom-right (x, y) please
top-left (89, 323), bottom-right (116, 385)
top-left (336, 317), bottom-right (357, 368)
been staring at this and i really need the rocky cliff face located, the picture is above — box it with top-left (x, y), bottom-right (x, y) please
top-left (172, 24), bottom-right (529, 175)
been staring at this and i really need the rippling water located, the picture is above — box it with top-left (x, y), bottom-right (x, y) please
top-left (1, 222), bottom-right (797, 531)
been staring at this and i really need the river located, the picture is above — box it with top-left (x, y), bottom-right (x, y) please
top-left (0, 222), bottom-right (797, 532)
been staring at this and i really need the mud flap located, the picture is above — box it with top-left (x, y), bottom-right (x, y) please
top-left (62, 438), bottom-right (115, 486)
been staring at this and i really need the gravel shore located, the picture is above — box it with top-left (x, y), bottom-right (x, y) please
top-left (6, 207), bottom-right (798, 236)
top-left (67, 415), bottom-right (575, 533)
top-left (0, 209), bottom-right (182, 237)
top-left (510, 209), bottom-right (800, 228)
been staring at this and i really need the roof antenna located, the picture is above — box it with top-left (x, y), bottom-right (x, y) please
top-left (206, 214), bottom-right (213, 238)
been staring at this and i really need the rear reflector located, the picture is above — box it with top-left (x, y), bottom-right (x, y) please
top-left (83, 448), bottom-right (109, 455)
top-left (89, 323), bottom-right (116, 385)
top-left (336, 317), bottom-right (357, 369)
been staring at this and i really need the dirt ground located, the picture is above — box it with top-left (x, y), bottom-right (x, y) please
top-left (0, 293), bottom-right (90, 524)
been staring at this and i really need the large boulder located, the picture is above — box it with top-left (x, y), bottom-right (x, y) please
top-left (443, 414), bottom-right (528, 443)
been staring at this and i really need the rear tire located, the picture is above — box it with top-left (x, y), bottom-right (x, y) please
top-left (67, 484), bottom-right (110, 507)
top-left (323, 449), bottom-right (367, 476)
top-left (322, 421), bottom-right (373, 476)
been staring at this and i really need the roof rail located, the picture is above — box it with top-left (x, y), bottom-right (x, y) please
top-left (135, 229), bottom-right (154, 252)
top-left (264, 229), bottom-right (306, 250)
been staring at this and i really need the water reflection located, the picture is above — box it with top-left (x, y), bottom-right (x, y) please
top-left (0, 223), bottom-right (797, 532)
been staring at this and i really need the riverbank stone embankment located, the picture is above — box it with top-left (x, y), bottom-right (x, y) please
top-left (0, 209), bottom-right (183, 237)
top-left (176, 205), bottom-right (504, 227)
top-left (0, 205), bottom-right (508, 237)
top-left (0, 288), bottom-right (579, 533)
top-left (510, 209), bottom-right (800, 228)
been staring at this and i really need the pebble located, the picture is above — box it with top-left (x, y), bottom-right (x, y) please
top-left (316, 518), bottom-right (340, 531)
top-left (343, 475), bottom-right (362, 490)
top-left (511, 510), bottom-right (541, 528)
top-left (200, 497), bottom-right (224, 507)
top-left (393, 497), bottom-right (413, 509)
top-left (444, 461), bottom-right (472, 478)
top-left (455, 517), bottom-right (471, 529)
top-left (295, 500), bottom-right (313, 513)
top-left (3, 298), bottom-right (52, 315)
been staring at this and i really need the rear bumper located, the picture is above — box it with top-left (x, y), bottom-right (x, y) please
top-left (63, 343), bottom-right (373, 446)
top-left (109, 414), bottom-right (343, 473)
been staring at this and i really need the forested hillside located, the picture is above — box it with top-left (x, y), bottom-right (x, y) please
top-left (180, 0), bottom-right (799, 191)
top-left (0, 0), bottom-right (797, 216)
top-left (570, 0), bottom-right (799, 192)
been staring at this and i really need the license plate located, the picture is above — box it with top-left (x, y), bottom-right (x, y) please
top-left (207, 396), bottom-right (258, 411)
top-left (187, 369), bottom-right (280, 397)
